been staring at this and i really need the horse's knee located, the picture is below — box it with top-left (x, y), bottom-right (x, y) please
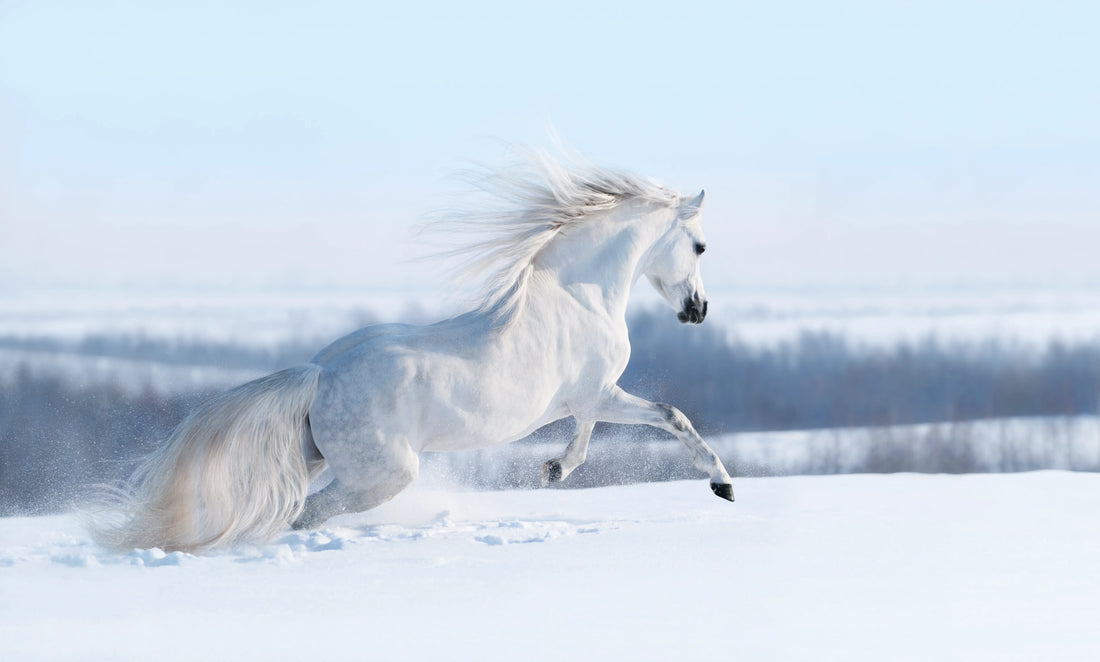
top-left (656, 403), bottom-right (692, 433)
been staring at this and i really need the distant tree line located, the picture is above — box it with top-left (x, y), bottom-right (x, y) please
top-left (0, 366), bottom-right (206, 515)
top-left (2, 309), bottom-right (1099, 514)
top-left (422, 416), bottom-right (1100, 492)
top-left (622, 309), bottom-right (1100, 434)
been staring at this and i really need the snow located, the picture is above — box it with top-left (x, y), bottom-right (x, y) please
top-left (2, 472), bottom-right (1098, 661)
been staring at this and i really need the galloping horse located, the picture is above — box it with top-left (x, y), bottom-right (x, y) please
top-left (94, 151), bottom-right (735, 553)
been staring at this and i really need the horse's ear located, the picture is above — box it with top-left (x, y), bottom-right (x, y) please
top-left (680, 190), bottom-right (705, 218)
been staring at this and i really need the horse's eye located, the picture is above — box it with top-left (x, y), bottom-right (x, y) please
top-left (694, 242), bottom-right (706, 256)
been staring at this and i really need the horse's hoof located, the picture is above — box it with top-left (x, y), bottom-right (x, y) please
top-left (710, 482), bottom-right (734, 502)
top-left (542, 460), bottom-right (563, 485)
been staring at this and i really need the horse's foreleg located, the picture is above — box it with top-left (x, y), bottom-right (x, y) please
top-left (542, 419), bottom-right (595, 486)
top-left (593, 386), bottom-right (734, 501)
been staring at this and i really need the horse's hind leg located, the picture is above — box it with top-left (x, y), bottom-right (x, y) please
top-left (542, 419), bottom-right (594, 485)
top-left (292, 475), bottom-right (415, 530)
top-left (292, 434), bottom-right (419, 530)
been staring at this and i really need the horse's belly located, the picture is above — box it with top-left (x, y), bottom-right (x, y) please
top-left (417, 417), bottom-right (563, 452)
top-left (414, 388), bottom-right (568, 452)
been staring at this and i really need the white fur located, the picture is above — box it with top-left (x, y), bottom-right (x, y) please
top-left (92, 149), bottom-right (733, 553)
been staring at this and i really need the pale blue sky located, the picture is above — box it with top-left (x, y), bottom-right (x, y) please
top-left (1, 0), bottom-right (1098, 291)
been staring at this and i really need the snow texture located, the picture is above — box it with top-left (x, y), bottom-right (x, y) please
top-left (2, 472), bottom-right (1098, 661)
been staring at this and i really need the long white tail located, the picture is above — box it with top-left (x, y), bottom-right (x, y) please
top-left (91, 364), bottom-right (324, 553)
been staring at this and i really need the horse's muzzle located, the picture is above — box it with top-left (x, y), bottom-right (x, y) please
top-left (677, 296), bottom-right (708, 324)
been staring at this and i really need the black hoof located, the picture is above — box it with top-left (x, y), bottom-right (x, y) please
top-left (711, 482), bottom-right (734, 502)
top-left (544, 460), bottom-right (563, 483)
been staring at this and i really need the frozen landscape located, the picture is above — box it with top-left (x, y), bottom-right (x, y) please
top-left (4, 0), bottom-right (1098, 659)
top-left (2, 472), bottom-right (1098, 661)
top-left (3, 252), bottom-right (1099, 661)
top-left (6, 283), bottom-right (1098, 661)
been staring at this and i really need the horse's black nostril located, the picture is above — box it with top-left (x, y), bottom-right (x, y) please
top-left (681, 297), bottom-right (707, 324)
top-left (697, 300), bottom-right (707, 323)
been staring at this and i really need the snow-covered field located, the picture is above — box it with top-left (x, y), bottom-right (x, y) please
top-left (2, 472), bottom-right (1098, 661)
top-left (3, 285), bottom-right (1098, 659)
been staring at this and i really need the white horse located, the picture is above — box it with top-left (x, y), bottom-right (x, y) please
top-left (93, 151), bottom-right (735, 553)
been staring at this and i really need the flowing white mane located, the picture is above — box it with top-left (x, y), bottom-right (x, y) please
top-left (430, 149), bottom-right (682, 316)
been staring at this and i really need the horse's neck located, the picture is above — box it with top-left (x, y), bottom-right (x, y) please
top-left (534, 202), bottom-right (669, 322)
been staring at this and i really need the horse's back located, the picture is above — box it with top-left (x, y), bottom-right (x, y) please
top-left (310, 322), bottom-right (423, 365)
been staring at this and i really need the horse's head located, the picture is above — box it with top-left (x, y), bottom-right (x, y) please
top-left (644, 190), bottom-right (708, 324)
